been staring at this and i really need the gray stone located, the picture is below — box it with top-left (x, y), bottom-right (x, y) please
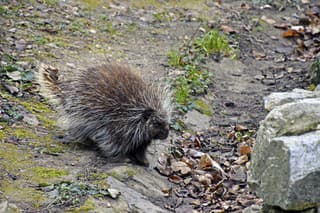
top-left (264, 89), bottom-right (320, 111)
top-left (107, 176), bottom-right (168, 213)
top-left (184, 110), bottom-right (210, 130)
top-left (243, 204), bottom-right (263, 213)
top-left (249, 98), bottom-right (320, 210)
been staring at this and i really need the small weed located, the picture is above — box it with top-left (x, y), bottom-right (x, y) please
top-left (168, 28), bottom-right (235, 116)
top-left (34, 36), bottom-right (48, 45)
top-left (102, 21), bottom-right (117, 35)
top-left (82, 0), bottom-right (104, 10)
top-left (195, 29), bottom-right (233, 56)
top-left (39, 181), bottom-right (118, 208)
top-left (126, 23), bottom-right (137, 32)
top-left (0, 5), bottom-right (7, 15)
top-left (168, 50), bottom-right (182, 67)
top-left (310, 58), bottom-right (320, 85)
top-left (153, 11), bottom-right (172, 22)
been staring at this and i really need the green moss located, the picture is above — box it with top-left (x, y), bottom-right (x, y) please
top-left (11, 127), bottom-right (38, 139)
top-left (81, 0), bottom-right (104, 10)
top-left (108, 166), bottom-right (137, 181)
top-left (0, 143), bottom-right (33, 172)
top-left (20, 99), bottom-right (53, 113)
top-left (126, 168), bottom-right (136, 177)
top-left (70, 197), bottom-right (96, 212)
top-left (19, 99), bottom-right (57, 129)
top-left (194, 99), bottom-right (213, 116)
top-left (0, 130), bottom-right (6, 140)
top-left (154, 11), bottom-right (172, 22)
top-left (0, 5), bottom-right (7, 15)
top-left (31, 167), bottom-right (68, 180)
top-left (2, 182), bottom-right (46, 209)
top-left (126, 23), bottom-right (137, 32)
top-left (131, 0), bottom-right (208, 9)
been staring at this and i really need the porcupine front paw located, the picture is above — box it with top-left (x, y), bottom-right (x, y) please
top-left (128, 147), bottom-right (149, 166)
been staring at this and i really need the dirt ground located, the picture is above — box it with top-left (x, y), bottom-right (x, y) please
top-left (0, 0), bottom-right (317, 212)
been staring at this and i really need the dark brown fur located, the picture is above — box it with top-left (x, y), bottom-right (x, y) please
top-left (38, 64), bottom-right (171, 166)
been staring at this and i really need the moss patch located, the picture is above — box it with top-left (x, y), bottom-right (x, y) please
top-left (108, 166), bottom-right (137, 181)
top-left (68, 197), bottom-right (96, 212)
top-left (2, 182), bottom-right (46, 209)
top-left (32, 167), bottom-right (68, 179)
top-left (194, 99), bottom-right (213, 116)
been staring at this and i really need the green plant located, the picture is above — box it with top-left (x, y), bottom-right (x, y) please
top-left (310, 58), bottom-right (320, 85)
top-left (153, 11), bottom-right (172, 22)
top-left (195, 29), bottom-right (233, 56)
top-left (168, 50), bottom-right (182, 67)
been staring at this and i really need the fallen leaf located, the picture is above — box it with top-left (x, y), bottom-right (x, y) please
top-left (227, 131), bottom-right (235, 139)
top-left (235, 125), bottom-right (248, 131)
top-left (108, 188), bottom-right (120, 199)
top-left (234, 155), bottom-right (248, 165)
top-left (169, 175), bottom-right (183, 184)
top-left (185, 148), bottom-right (205, 158)
top-left (158, 152), bottom-right (170, 166)
top-left (261, 16), bottom-right (276, 25)
top-left (190, 199), bottom-right (201, 206)
top-left (171, 161), bottom-right (191, 175)
top-left (198, 174), bottom-right (212, 186)
top-left (239, 144), bottom-right (251, 155)
top-left (6, 71), bottom-right (22, 81)
top-left (282, 29), bottom-right (300, 37)
top-left (274, 23), bottom-right (289, 30)
top-left (240, 3), bottom-right (250, 10)
top-left (221, 25), bottom-right (237, 34)
top-left (291, 26), bottom-right (304, 32)
top-left (252, 50), bottom-right (266, 60)
top-left (199, 154), bottom-right (227, 177)
top-left (161, 188), bottom-right (171, 196)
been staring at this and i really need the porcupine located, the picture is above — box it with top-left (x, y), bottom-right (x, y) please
top-left (37, 63), bottom-right (171, 166)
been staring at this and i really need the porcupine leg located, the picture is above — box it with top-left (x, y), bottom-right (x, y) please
top-left (128, 145), bottom-right (149, 166)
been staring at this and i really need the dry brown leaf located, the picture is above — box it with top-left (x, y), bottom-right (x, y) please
top-left (274, 23), bottom-right (289, 30)
top-left (239, 144), bottom-right (252, 155)
top-left (156, 165), bottom-right (171, 176)
top-left (181, 156), bottom-right (195, 167)
top-left (161, 188), bottom-right (171, 196)
top-left (221, 25), bottom-right (237, 34)
top-left (169, 175), bottom-right (183, 184)
top-left (261, 15), bottom-right (276, 25)
top-left (234, 155), bottom-right (248, 165)
top-left (190, 199), bottom-right (201, 206)
top-left (158, 152), bottom-right (170, 166)
top-left (240, 3), bottom-right (250, 10)
top-left (282, 29), bottom-right (301, 37)
top-left (171, 161), bottom-right (191, 175)
top-left (235, 125), bottom-right (248, 131)
top-left (198, 174), bottom-right (212, 186)
top-left (252, 50), bottom-right (266, 60)
top-left (227, 131), bottom-right (235, 139)
top-left (186, 148), bottom-right (205, 158)
top-left (199, 154), bottom-right (227, 177)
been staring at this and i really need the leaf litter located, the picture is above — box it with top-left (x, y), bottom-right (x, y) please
top-left (156, 126), bottom-right (262, 212)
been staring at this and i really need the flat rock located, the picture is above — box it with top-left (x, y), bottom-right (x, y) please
top-left (107, 176), bottom-right (168, 213)
top-left (264, 88), bottom-right (320, 111)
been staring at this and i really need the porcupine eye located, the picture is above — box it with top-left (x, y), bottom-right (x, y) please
top-left (143, 109), bottom-right (169, 140)
top-left (149, 119), bottom-right (169, 140)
